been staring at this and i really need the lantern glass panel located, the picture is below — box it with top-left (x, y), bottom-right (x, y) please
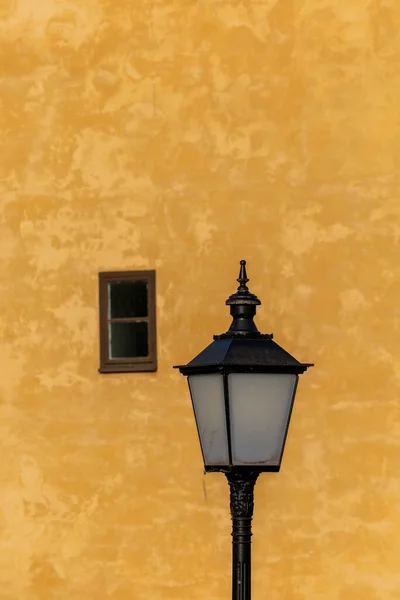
top-left (228, 373), bottom-right (297, 466)
top-left (188, 374), bottom-right (229, 466)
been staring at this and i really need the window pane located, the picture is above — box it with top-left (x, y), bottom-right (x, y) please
top-left (109, 322), bottom-right (148, 358)
top-left (109, 281), bottom-right (148, 318)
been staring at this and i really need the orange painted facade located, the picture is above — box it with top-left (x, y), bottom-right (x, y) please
top-left (0, 1), bottom-right (399, 598)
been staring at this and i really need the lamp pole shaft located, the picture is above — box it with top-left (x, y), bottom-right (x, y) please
top-left (226, 472), bottom-right (259, 600)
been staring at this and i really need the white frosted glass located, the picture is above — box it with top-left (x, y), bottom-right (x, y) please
top-left (228, 373), bottom-right (297, 466)
top-left (188, 374), bottom-right (229, 466)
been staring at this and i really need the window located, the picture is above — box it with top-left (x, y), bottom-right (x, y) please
top-left (99, 270), bottom-right (157, 373)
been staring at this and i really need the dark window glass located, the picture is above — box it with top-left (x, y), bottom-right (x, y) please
top-left (109, 281), bottom-right (148, 318)
top-left (109, 322), bottom-right (148, 358)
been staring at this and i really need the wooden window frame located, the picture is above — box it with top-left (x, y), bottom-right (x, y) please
top-left (99, 270), bottom-right (157, 373)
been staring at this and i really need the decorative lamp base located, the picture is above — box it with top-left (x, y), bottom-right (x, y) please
top-left (226, 471), bottom-right (259, 600)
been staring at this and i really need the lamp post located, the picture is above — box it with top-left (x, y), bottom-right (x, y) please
top-left (174, 260), bottom-right (313, 600)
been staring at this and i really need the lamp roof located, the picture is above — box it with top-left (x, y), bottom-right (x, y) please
top-left (175, 337), bottom-right (313, 375)
top-left (174, 260), bottom-right (313, 375)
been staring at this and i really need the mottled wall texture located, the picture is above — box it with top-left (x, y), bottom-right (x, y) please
top-left (0, 0), bottom-right (399, 599)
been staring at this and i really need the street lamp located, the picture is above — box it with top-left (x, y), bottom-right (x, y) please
top-left (174, 260), bottom-right (313, 600)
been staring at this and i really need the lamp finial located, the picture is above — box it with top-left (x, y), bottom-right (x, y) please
top-left (215, 260), bottom-right (266, 338)
top-left (237, 260), bottom-right (249, 292)
top-left (226, 260), bottom-right (260, 308)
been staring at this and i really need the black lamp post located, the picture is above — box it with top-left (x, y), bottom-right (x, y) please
top-left (174, 261), bottom-right (313, 600)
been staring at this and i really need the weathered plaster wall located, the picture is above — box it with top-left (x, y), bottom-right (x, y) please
top-left (0, 1), bottom-right (399, 598)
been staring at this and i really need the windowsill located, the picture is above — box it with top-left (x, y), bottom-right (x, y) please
top-left (99, 362), bottom-right (157, 373)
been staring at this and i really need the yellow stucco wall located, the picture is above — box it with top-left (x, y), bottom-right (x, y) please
top-left (1, 1), bottom-right (400, 598)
